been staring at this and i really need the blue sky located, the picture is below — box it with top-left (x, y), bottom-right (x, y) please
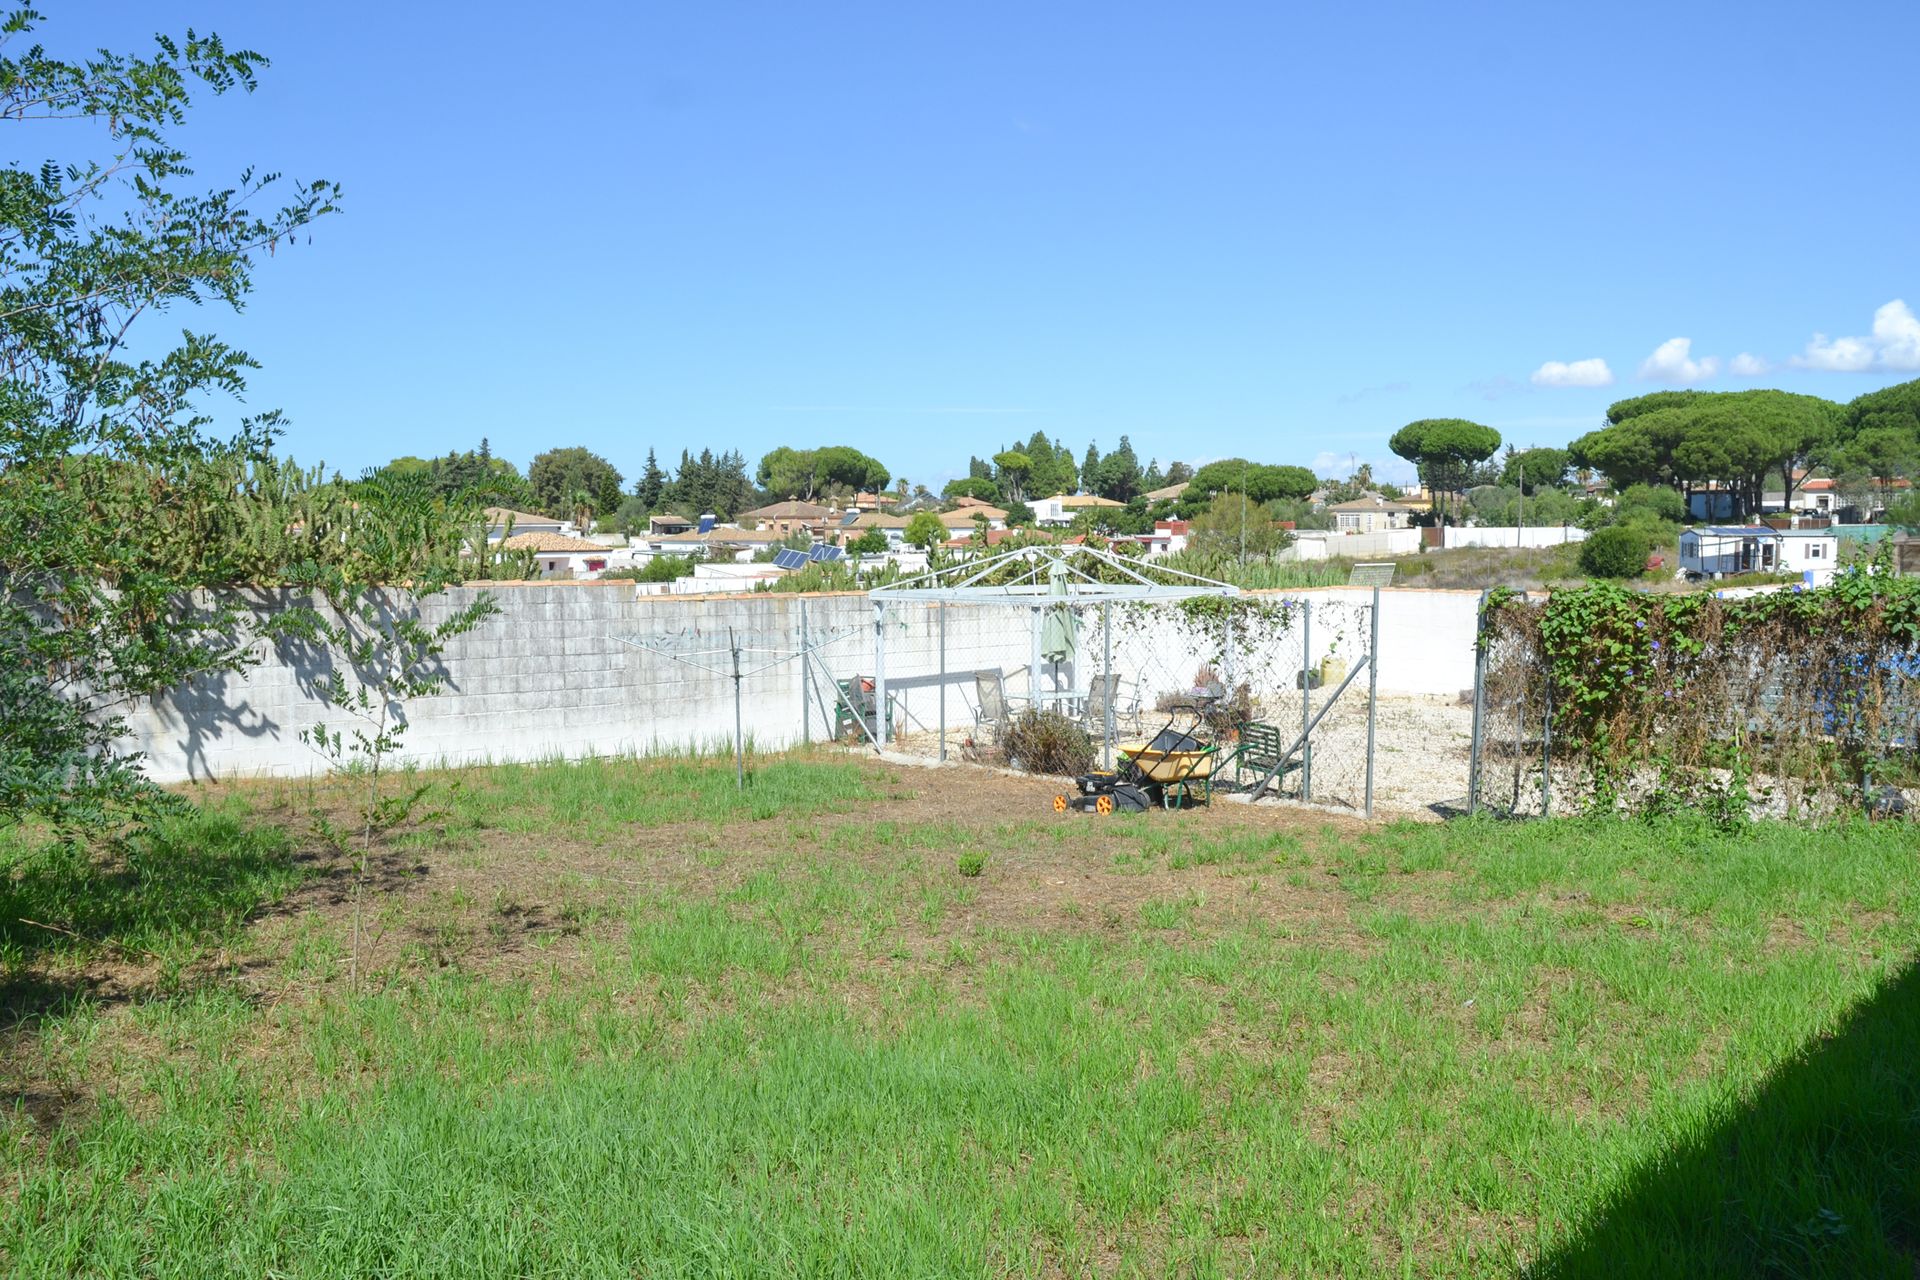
top-left (55, 1), bottom-right (1920, 489)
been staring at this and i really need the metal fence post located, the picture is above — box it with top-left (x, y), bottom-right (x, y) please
top-left (873, 601), bottom-right (888, 748)
top-left (1102, 601), bottom-right (1114, 769)
top-left (938, 602), bottom-right (948, 762)
top-left (798, 596), bottom-right (811, 746)
top-left (1365, 586), bottom-right (1379, 818)
top-left (1301, 600), bottom-right (1313, 802)
top-left (1468, 590), bottom-right (1489, 815)
top-left (1540, 675), bottom-right (1552, 817)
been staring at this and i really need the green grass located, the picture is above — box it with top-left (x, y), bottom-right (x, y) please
top-left (3, 757), bottom-right (1917, 1277)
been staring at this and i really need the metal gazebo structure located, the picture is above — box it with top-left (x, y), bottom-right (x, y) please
top-left (854, 545), bottom-right (1383, 814)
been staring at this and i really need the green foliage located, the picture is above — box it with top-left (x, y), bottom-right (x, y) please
top-left (903, 511), bottom-right (947, 550)
top-left (756, 445), bottom-right (889, 500)
top-left (942, 476), bottom-right (1000, 504)
top-left (1389, 419), bottom-right (1502, 521)
top-left (1502, 446), bottom-right (1571, 494)
top-left (956, 851), bottom-right (987, 877)
top-left (528, 447), bottom-right (622, 520)
top-left (1185, 459), bottom-right (1318, 505)
top-left (992, 450), bottom-right (1034, 503)
top-left (1004, 500), bottom-right (1036, 527)
top-left (0, 11), bottom-right (340, 831)
top-left (1488, 568), bottom-right (1920, 814)
top-left (848, 528), bottom-right (890, 555)
top-left (1089, 435), bottom-right (1143, 501)
top-left (1467, 484), bottom-right (1589, 528)
top-left (667, 447), bottom-right (755, 519)
top-left (1886, 493), bottom-right (1920, 531)
top-left (369, 440), bottom-right (529, 508)
top-left (1185, 492), bottom-right (1296, 557)
top-left (1578, 526), bottom-right (1650, 579)
top-left (601, 555), bottom-right (696, 584)
top-left (1612, 483), bottom-right (1686, 525)
top-left (1573, 390), bottom-right (1842, 515)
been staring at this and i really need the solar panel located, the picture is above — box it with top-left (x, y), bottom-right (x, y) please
top-left (772, 548), bottom-right (809, 570)
top-left (812, 544), bottom-right (845, 562)
top-left (696, 514), bottom-right (716, 534)
top-left (1348, 562), bottom-right (1396, 587)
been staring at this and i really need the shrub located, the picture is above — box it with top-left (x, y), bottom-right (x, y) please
top-left (601, 555), bottom-right (695, 583)
top-left (957, 852), bottom-right (987, 877)
top-left (1000, 710), bottom-right (1096, 776)
top-left (1579, 525), bottom-right (1650, 579)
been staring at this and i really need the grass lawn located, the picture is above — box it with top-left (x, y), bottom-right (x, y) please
top-left (3, 753), bottom-right (1917, 1277)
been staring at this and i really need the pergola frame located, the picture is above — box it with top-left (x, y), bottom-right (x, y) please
top-left (864, 545), bottom-right (1240, 758)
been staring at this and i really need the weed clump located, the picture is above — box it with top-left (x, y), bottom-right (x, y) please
top-left (957, 852), bottom-right (987, 877)
top-left (1000, 711), bottom-right (1096, 777)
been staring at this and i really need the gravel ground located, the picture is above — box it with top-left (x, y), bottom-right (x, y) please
top-left (884, 694), bottom-right (1477, 820)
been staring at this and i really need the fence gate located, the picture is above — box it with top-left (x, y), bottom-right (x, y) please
top-left (1467, 589), bottom-right (1556, 817)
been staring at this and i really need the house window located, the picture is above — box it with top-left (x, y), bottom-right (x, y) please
top-left (1809, 544), bottom-right (1823, 559)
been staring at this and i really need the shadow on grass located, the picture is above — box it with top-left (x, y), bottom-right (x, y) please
top-left (1531, 959), bottom-right (1920, 1279)
top-left (1, 807), bottom-right (306, 1022)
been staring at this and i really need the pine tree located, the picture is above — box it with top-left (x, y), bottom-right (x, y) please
top-left (1082, 442), bottom-right (1102, 491)
top-left (1143, 459), bottom-right (1166, 491)
top-left (636, 448), bottom-right (667, 512)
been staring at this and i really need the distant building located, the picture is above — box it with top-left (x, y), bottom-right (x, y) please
top-left (1679, 526), bottom-right (1839, 585)
top-left (1326, 496), bottom-right (1413, 533)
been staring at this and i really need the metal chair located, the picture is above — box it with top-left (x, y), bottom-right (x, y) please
top-left (1083, 673), bottom-right (1141, 742)
top-left (973, 669), bottom-right (1014, 745)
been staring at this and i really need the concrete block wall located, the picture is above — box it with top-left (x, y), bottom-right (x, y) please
top-left (120, 583), bottom-right (1486, 784)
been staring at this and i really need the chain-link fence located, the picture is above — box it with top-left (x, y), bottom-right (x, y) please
top-left (820, 589), bottom-right (1382, 814)
top-left (1468, 587), bottom-right (1920, 820)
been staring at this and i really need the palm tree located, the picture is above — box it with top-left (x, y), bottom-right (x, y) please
top-left (567, 488), bottom-right (594, 535)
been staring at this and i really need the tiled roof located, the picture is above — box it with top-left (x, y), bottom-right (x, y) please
top-left (739, 500), bottom-right (834, 521)
top-left (498, 532), bottom-right (607, 553)
top-left (484, 506), bottom-right (563, 526)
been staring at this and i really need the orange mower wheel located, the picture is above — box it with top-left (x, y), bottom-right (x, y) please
top-left (1053, 794), bottom-right (1067, 812)
top-left (1095, 794), bottom-right (1115, 816)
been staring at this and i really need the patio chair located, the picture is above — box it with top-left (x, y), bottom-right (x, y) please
top-left (1082, 673), bottom-right (1141, 741)
top-left (1228, 720), bottom-right (1299, 792)
top-left (973, 670), bottom-right (1016, 745)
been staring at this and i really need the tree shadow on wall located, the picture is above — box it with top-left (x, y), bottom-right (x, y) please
top-left (1529, 959), bottom-right (1920, 1279)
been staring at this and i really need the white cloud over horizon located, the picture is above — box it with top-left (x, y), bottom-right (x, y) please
top-left (1790, 299), bottom-right (1920, 373)
top-left (1638, 337), bottom-right (1720, 385)
top-left (1310, 449), bottom-right (1417, 485)
top-left (1529, 357), bottom-right (1614, 388)
top-left (1729, 352), bottom-right (1770, 377)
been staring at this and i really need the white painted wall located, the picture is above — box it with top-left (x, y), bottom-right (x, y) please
top-left (119, 585), bottom-right (1486, 785)
top-left (1284, 528), bottom-right (1422, 560)
top-left (1442, 526), bottom-right (1589, 549)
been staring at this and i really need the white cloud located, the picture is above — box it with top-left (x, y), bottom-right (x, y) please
top-left (1529, 357), bottom-right (1614, 388)
top-left (1638, 337), bottom-right (1720, 385)
top-left (1791, 299), bottom-right (1920, 373)
top-left (1729, 352), bottom-right (1770, 377)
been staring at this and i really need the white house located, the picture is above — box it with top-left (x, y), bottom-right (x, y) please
top-left (1032, 493), bottom-right (1124, 527)
top-left (1326, 496), bottom-right (1412, 533)
top-left (1679, 526), bottom-right (1839, 585)
top-left (496, 531), bottom-right (621, 579)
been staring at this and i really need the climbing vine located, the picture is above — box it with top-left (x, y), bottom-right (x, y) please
top-left (1483, 558), bottom-right (1920, 819)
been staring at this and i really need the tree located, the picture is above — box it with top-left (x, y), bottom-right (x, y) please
top-left (1834, 428), bottom-right (1917, 512)
top-left (1573, 390), bottom-right (1839, 516)
top-left (848, 527), bottom-right (890, 555)
top-left (566, 489), bottom-right (595, 533)
top-left (1005, 500), bottom-right (1036, 527)
top-left (530, 447), bottom-right (622, 520)
top-left (1, 14), bottom-right (340, 829)
top-left (634, 448), bottom-right (668, 512)
top-left (942, 476), bottom-right (1001, 504)
top-left (1502, 447), bottom-right (1571, 495)
top-left (1142, 459), bottom-right (1166, 491)
top-left (1082, 442), bottom-right (1102, 488)
top-left (968, 456), bottom-right (993, 481)
top-left (904, 511), bottom-right (947, 549)
top-left (1164, 461), bottom-right (1194, 486)
top-left (994, 451), bottom-right (1035, 503)
top-left (757, 444), bottom-right (889, 500)
top-left (1579, 526), bottom-right (1650, 579)
top-left (1092, 435), bottom-right (1143, 501)
top-left (1186, 493), bottom-right (1293, 558)
top-left (1389, 420), bottom-right (1502, 523)
top-left (1185, 459), bottom-right (1317, 505)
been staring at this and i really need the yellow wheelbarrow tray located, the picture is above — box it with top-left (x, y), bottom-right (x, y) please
top-left (1116, 740), bottom-right (1222, 783)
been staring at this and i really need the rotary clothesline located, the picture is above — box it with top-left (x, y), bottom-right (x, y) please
top-left (615, 622), bottom-right (861, 789)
